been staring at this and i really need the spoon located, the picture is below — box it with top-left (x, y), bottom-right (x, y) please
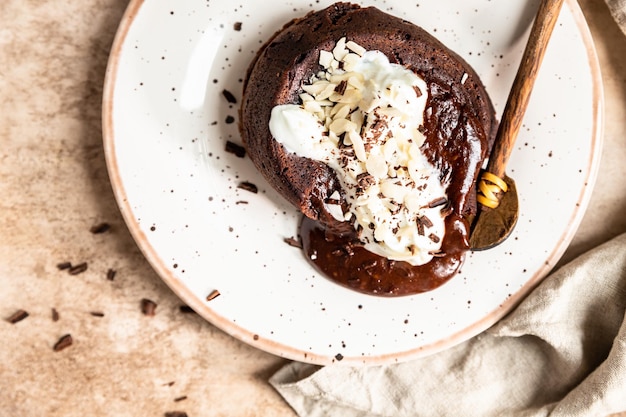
top-left (470, 0), bottom-right (565, 250)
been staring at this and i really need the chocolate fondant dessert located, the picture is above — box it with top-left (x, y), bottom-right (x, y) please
top-left (239, 3), bottom-right (497, 296)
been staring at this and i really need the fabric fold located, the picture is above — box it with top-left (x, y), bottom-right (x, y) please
top-left (271, 233), bottom-right (626, 417)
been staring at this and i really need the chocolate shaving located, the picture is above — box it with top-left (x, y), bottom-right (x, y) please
top-left (206, 289), bottom-right (221, 301)
top-left (440, 204), bottom-right (453, 217)
top-left (420, 215), bottom-right (433, 228)
top-left (416, 220), bottom-right (424, 236)
top-left (222, 89), bottom-right (237, 104)
top-left (283, 236), bottom-right (302, 248)
top-left (51, 308), bottom-right (60, 322)
top-left (237, 181), bottom-right (258, 194)
top-left (141, 298), bottom-right (157, 316)
top-left (413, 85), bottom-right (422, 97)
top-left (429, 233), bottom-right (440, 243)
top-left (225, 140), bottom-right (246, 158)
top-left (53, 334), bottom-right (73, 352)
top-left (356, 172), bottom-right (375, 195)
top-left (6, 309), bottom-right (29, 324)
top-left (233, 21), bottom-right (242, 31)
top-left (90, 222), bottom-right (110, 234)
top-left (334, 79), bottom-right (347, 95)
top-left (68, 262), bottom-right (88, 275)
top-left (426, 197), bottom-right (448, 208)
top-left (106, 268), bottom-right (117, 281)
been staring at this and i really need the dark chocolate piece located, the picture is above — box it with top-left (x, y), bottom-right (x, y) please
top-left (7, 309), bottom-right (29, 324)
top-left (53, 334), bottom-right (73, 352)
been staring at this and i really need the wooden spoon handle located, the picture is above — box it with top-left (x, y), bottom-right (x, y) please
top-left (486, 0), bottom-right (565, 178)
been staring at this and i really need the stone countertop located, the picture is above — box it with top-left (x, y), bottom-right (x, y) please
top-left (1, 0), bottom-right (625, 416)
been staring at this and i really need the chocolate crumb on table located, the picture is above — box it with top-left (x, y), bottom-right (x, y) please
top-left (237, 181), bottom-right (258, 194)
top-left (89, 222), bottom-right (111, 234)
top-left (53, 334), bottom-right (73, 352)
top-left (141, 298), bottom-right (157, 316)
top-left (179, 305), bottom-right (195, 314)
top-left (106, 268), bottom-right (117, 281)
top-left (164, 412), bottom-right (188, 417)
top-left (6, 309), bottom-right (29, 324)
top-left (56, 261), bottom-right (72, 270)
top-left (68, 262), bottom-right (88, 275)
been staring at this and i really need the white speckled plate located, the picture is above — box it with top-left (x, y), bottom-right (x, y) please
top-left (103, 0), bottom-right (602, 365)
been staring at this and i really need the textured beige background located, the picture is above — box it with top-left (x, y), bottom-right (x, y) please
top-left (1, 0), bottom-right (625, 416)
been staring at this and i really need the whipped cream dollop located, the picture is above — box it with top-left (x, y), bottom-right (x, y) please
top-left (269, 38), bottom-right (449, 266)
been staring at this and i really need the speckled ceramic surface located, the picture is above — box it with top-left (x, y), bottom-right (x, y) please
top-left (103, 0), bottom-right (602, 365)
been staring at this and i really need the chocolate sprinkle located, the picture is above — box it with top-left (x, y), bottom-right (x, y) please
top-left (427, 196), bottom-right (448, 208)
top-left (68, 262), bottom-right (88, 275)
top-left (225, 115), bottom-right (235, 124)
top-left (53, 334), bottom-right (73, 352)
top-left (335, 353), bottom-right (344, 361)
top-left (233, 21), bottom-right (242, 31)
top-left (222, 89), bottom-right (237, 104)
top-left (6, 309), bottom-right (29, 324)
top-left (90, 222), bottom-right (111, 234)
top-left (174, 396), bottom-right (188, 402)
top-left (237, 181), bottom-right (258, 194)
top-left (90, 311), bottom-right (105, 317)
top-left (141, 298), bottom-right (157, 316)
top-left (51, 308), bottom-right (60, 322)
top-left (225, 140), bottom-right (246, 158)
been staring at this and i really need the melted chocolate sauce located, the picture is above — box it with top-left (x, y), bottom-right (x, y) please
top-left (300, 213), bottom-right (469, 296)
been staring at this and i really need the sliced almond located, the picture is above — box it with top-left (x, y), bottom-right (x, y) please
top-left (346, 40), bottom-right (366, 56)
top-left (319, 50), bottom-right (334, 69)
top-left (366, 154), bottom-right (388, 179)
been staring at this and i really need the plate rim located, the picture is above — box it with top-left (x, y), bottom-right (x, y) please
top-left (102, 0), bottom-right (604, 365)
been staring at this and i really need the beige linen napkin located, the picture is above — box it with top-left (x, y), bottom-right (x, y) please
top-left (270, 232), bottom-right (626, 416)
top-left (607, 0), bottom-right (626, 35)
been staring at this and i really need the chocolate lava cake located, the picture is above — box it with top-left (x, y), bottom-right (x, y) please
top-left (239, 2), bottom-right (497, 296)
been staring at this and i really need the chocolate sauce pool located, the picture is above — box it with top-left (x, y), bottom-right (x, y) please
top-left (300, 213), bottom-right (469, 296)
